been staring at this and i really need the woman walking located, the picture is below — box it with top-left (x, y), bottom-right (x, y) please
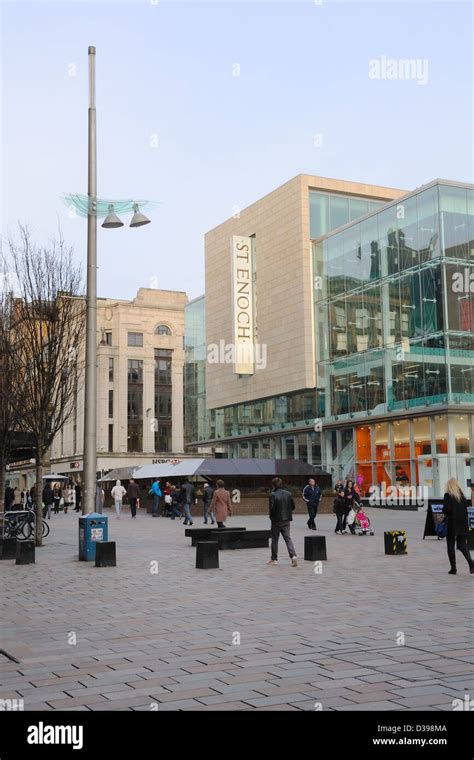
top-left (210, 480), bottom-right (232, 528)
top-left (111, 479), bottom-right (126, 520)
top-left (443, 478), bottom-right (473, 575)
top-left (334, 488), bottom-right (346, 534)
top-left (343, 480), bottom-right (360, 534)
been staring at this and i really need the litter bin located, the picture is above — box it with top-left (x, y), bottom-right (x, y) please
top-left (79, 512), bottom-right (108, 561)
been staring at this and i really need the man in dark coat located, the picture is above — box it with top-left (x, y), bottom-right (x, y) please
top-left (302, 478), bottom-right (321, 531)
top-left (180, 479), bottom-right (196, 526)
top-left (42, 483), bottom-right (54, 520)
top-left (127, 478), bottom-right (140, 519)
top-left (4, 486), bottom-right (14, 511)
top-left (202, 482), bottom-right (215, 525)
top-left (267, 477), bottom-right (297, 566)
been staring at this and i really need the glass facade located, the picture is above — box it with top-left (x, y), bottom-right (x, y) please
top-left (154, 348), bottom-right (172, 452)
top-left (127, 359), bottom-right (143, 452)
top-left (314, 182), bottom-right (474, 420)
top-left (309, 190), bottom-right (385, 239)
top-left (184, 297), bottom-right (215, 445)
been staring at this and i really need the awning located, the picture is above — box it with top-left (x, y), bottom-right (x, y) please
top-left (99, 459), bottom-right (329, 482)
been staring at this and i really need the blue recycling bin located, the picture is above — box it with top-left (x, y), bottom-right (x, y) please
top-left (79, 513), bottom-right (108, 561)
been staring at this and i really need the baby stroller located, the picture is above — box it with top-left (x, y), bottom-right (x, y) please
top-left (347, 506), bottom-right (374, 535)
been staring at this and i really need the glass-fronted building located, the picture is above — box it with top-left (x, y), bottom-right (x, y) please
top-left (313, 180), bottom-right (474, 494)
top-left (188, 176), bottom-right (474, 496)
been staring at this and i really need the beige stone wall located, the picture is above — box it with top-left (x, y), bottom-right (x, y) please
top-left (50, 288), bottom-right (187, 468)
top-left (205, 174), bottom-right (406, 410)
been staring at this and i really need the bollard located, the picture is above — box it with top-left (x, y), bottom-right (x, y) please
top-left (304, 535), bottom-right (327, 561)
top-left (384, 530), bottom-right (407, 555)
top-left (0, 538), bottom-right (17, 560)
top-left (95, 541), bottom-right (116, 567)
top-left (16, 540), bottom-right (35, 565)
top-left (196, 541), bottom-right (219, 569)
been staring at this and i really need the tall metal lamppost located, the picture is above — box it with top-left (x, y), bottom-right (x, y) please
top-left (65, 46), bottom-right (154, 515)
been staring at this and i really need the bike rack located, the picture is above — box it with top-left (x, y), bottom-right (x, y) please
top-left (0, 509), bottom-right (36, 541)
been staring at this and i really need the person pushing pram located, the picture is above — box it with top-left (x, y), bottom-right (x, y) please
top-left (347, 504), bottom-right (374, 535)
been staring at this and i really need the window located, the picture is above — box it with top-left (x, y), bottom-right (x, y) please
top-left (108, 424), bottom-right (113, 453)
top-left (154, 348), bottom-right (172, 452)
top-left (105, 332), bottom-right (112, 346)
top-left (128, 360), bottom-right (143, 452)
top-left (108, 357), bottom-right (114, 382)
top-left (155, 324), bottom-right (172, 335)
top-left (128, 332), bottom-right (143, 347)
top-left (108, 390), bottom-right (113, 418)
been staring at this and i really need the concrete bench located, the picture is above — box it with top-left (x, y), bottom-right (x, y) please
top-left (210, 529), bottom-right (271, 550)
top-left (185, 527), bottom-right (246, 546)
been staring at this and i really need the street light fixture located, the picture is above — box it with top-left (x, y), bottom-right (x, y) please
top-left (102, 204), bottom-right (124, 228)
top-left (130, 204), bottom-right (151, 228)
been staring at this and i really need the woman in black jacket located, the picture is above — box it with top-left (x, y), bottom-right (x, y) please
top-left (442, 478), bottom-right (473, 575)
top-left (343, 480), bottom-right (360, 533)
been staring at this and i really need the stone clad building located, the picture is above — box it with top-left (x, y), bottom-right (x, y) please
top-left (49, 287), bottom-right (188, 478)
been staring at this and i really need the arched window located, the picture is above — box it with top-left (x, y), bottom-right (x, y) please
top-left (155, 324), bottom-right (172, 336)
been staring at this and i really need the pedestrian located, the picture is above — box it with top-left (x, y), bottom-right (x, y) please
top-left (4, 485), bottom-right (14, 511)
top-left (74, 482), bottom-right (82, 512)
top-left (442, 477), bottom-right (474, 575)
top-left (52, 483), bottom-right (62, 514)
top-left (334, 479), bottom-right (344, 494)
top-left (127, 478), bottom-right (140, 519)
top-left (334, 488), bottom-right (346, 534)
top-left (180, 478), bottom-right (196, 526)
top-left (12, 486), bottom-right (22, 510)
top-left (209, 480), bottom-right (231, 528)
top-left (169, 485), bottom-right (182, 520)
top-left (95, 482), bottom-right (105, 514)
top-left (111, 479), bottom-right (126, 519)
top-left (202, 482), bottom-right (216, 525)
top-left (343, 480), bottom-right (360, 533)
top-left (42, 482), bottom-right (53, 520)
top-left (148, 479), bottom-right (162, 517)
top-left (302, 477), bottom-right (321, 531)
top-left (267, 477), bottom-right (297, 566)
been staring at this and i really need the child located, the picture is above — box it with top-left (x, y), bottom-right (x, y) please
top-left (355, 505), bottom-right (370, 531)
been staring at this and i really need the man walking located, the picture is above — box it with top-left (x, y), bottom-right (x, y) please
top-left (202, 482), bottom-right (216, 525)
top-left (127, 478), bottom-right (140, 518)
top-left (180, 478), bottom-right (196, 526)
top-left (42, 482), bottom-right (53, 520)
top-left (302, 477), bottom-right (321, 530)
top-left (74, 482), bottom-right (82, 512)
top-left (267, 477), bottom-right (297, 566)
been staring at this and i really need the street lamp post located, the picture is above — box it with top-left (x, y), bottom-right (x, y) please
top-left (83, 45), bottom-right (97, 515)
top-left (80, 46), bottom-right (152, 515)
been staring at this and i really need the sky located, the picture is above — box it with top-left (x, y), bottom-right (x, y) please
top-left (1, 0), bottom-right (473, 302)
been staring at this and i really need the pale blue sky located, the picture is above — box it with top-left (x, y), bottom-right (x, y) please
top-left (2, 0), bottom-right (473, 300)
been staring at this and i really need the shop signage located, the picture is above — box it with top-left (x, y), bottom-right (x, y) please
top-left (151, 458), bottom-right (182, 465)
top-left (231, 235), bottom-right (254, 375)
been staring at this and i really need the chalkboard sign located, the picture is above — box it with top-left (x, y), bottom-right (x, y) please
top-left (424, 502), bottom-right (474, 540)
top-left (423, 501), bottom-right (445, 539)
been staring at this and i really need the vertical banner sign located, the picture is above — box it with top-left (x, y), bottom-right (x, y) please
top-left (231, 236), bottom-right (254, 374)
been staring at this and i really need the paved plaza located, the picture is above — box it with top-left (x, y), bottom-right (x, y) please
top-left (1, 507), bottom-right (473, 711)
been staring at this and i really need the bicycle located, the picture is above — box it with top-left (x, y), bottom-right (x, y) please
top-left (2, 509), bottom-right (50, 540)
